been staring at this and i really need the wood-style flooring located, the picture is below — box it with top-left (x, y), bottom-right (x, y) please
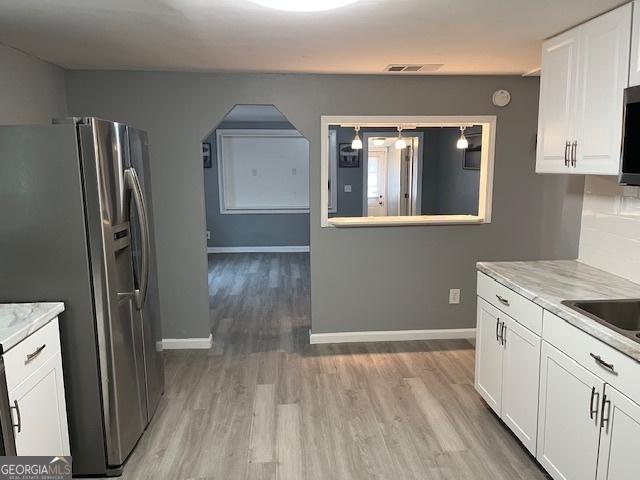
top-left (116, 253), bottom-right (549, 480)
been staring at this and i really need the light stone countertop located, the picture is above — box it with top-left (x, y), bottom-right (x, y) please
top-left (477, 260), bottom-right (640, 362)
top-left (0, 303), bottom-right (65, 353)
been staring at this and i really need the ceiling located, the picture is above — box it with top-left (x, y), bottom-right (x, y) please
top-left (0, 0), bottom-right (626, 75)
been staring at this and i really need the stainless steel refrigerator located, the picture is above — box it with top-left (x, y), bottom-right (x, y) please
top-left (0, 118), bottom-right (164, 476)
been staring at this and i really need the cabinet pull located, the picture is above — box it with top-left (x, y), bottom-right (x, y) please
top-left (600, 393), bottom-right (611, 432)
top-left (25, 344), bottom-right (46, 363)
top-left (11, 400), bottom-right (21, 433)
top-left (564, 141), bottom-right (570, 166)
top-left (500, 323), bottom-right (507, 346)
top-left (571, 141), bottom-right (577, 167)
top-left (589, 386), bottom-right (599, 421)
top-left (495, 294), bottom-right (510, 306)
top-left (590, 353), bottom-right (615, 374)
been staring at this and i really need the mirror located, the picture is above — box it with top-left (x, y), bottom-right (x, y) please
top-left (322, 117), bottom-right (495, 227)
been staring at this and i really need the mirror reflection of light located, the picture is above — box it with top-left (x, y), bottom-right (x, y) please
top-left (250, 0), bottom-right (358, 11)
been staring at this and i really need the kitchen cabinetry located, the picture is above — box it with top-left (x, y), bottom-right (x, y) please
top-left (536, 3), bottom-right (631, 175)
top-left (3, 316), bottom-right (70, 456)
top-left (537, 342), bottom-right (603, 480)
top-left (629, 1), bottom-right (640, 86)
top-left (475, 276), bottom-right (541, 455)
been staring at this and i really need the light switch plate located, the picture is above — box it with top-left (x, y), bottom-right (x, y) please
top-left (206, 231), bottom-right (211, 240)
top-left (449, 289), bottom-right (461, 304)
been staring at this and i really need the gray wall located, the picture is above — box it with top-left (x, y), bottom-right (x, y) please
top-left (64, 72), bottom-right (584, 338)
top-left (0, 44), bottom-right (67, 124)
top-left (203, 120), bottom-right (310, 247)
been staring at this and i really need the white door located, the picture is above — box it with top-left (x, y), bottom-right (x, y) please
top-left (9, 352), bottom-right (71, 456)
top-left (367, 150), bottom-right (387, 216)
top-left (474, 298), bottom-right (504, 414)
top-left (537, 342), bottom-right (602, 480)
top-left (574, 3), bottom-right (631, 175)
top-left (536, 28), bottom-right (580, 173)
top-left (596, 385), bottom-right (640, 480)
top-left (501, 316), bottom-right (541, 455)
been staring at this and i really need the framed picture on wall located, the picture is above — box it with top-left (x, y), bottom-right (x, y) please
top-left (339, 143), bottom-right (360, 168)
top-left (463, 134), bottom-right (481, 170)
top-left (203, 143), bottom-right (212, 168)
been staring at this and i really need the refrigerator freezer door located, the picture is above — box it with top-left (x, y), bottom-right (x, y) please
top-left (78, 119), bottom-right (147, 470)
top-left (127, 127), bottom-right (165, 422)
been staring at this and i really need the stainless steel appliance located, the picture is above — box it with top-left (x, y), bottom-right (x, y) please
top-left (620, 85), bottom-right (640, 185)
top-left (0, 118), bottom-right (164, 476)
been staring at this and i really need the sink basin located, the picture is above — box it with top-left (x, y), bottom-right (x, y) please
top-left (562, 299), bottom-right (640, 343)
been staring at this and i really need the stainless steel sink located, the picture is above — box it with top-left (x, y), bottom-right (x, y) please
top-left (562, 299), bottom-right (640, 343)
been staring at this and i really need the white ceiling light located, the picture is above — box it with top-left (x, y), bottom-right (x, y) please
top-left (372, 138), bottom-right (386, 146)
top-left (395, 127), bottom-right (407, 150)
top-left (456, 126), bottom-right (468, 149)
top-left (250, 0), bottom-right (358, 12)
top-left (351, 126), bottom-right (363, 150)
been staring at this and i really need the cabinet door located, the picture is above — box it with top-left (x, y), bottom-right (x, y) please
top-left (9, 352), bottom-right (70, 456)
top-left (630, 1), bottom-right (640, 86)
top-left (537, 342), bottom-right (603, 480)
top-left (501, 316), bottom-right (541, 455)
top-left (596, 385), bottom-right (640, 480)
top-left (475, 298), bottom-right (504, 413)
top-left (536, 28), bottom-right (580, 173)
top-left (574, 3), bottom-right (631, 175)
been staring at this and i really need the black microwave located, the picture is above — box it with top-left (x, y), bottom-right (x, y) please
top-left (621, 85), bottom-right (640, 185)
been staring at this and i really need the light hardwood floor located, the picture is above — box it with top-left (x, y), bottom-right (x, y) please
top-left (117, 253), bottom-right (550, 480)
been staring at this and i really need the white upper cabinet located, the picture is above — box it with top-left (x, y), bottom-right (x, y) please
top-left (536, 3), bottom-right (631, 175)
top-left (537, 29), bottom-right (580, 173)
top-left (629, 1), bottom-right (640, 86)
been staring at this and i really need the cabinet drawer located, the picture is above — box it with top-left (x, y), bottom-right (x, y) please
top-left (542, 310), bottom-right (640, 405)
top-left (4, 318), bottom-right (61, 392)
top-left (477, 272), bottom-right (543, 335)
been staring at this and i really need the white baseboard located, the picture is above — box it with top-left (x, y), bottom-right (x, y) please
top-left (309, 328), bottom-right (476, 345)
top-left (161, 334), bottom-right (213, 350)
top-left (207, 246), bottom-right (309, 253)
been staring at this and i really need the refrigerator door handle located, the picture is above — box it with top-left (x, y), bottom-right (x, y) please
top-left (124, 167), bottom-right (150, 310)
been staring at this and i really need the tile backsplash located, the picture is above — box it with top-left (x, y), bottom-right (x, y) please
top-left (579, 176), bottom-right (640, 284)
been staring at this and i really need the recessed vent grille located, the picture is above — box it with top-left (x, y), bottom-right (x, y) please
top-left (385, 64), bottom-right (443, 73)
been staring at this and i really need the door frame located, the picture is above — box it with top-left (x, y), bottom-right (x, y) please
top-left (361, 131), bottom-right (424, 216)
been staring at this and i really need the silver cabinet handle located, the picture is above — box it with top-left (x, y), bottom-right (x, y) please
top-left (11, 400), bottom-right (21, 433)
top-left (564, 141), bottom-right (570, 167)
top-left (496, 294), bottom-right (510, 306)
top-left (600, 393), bottom-right (611, 432)
top-left (25, 344), bottom-right (46, 363)
top-left (124, 167), bottom-right (150, 310)
top-left (590, 353), bottom-right (615, 373)
top-left (589, 386), bottom-right (599, 421)
top-left (500, 322), bottom-right (507, 346)
top-left (571, 141), bottom-right (577, 167)
top-left (495, 318), bottom-right (500, 342)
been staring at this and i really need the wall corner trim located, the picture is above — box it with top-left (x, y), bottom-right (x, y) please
top-left (161, 334), bottom-right (213, 350)
top-left (207, 246), bottom-right (310, 253)
top-left (308, 328), bottom-right (476, 345)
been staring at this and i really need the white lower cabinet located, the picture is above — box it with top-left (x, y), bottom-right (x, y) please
top-left (8, 351), bottom-right (70, 456)
top-left (537, 342), bottom-right (603, 480)
top-left (596, 385), bottom-right (640, 480)
top-left (475, 297), bottom-right (541, 455)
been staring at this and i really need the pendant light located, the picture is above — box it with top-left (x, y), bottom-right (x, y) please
top-left (351, 126), bottom-right (363, 150)
top-left (395, 127), bottom-right (407, 150)
top-left (456, 126), bottom-right (469, 149)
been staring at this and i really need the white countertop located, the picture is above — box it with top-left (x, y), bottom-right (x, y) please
top-left (477, 260), bottom-right (640, 362)
top-left (0, 303), bottom-right (65, 353)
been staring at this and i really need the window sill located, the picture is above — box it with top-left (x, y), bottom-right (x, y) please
top-left (326, 215), bottom-right (486, 228)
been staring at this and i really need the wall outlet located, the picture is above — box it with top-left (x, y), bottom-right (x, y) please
top-left (449, 288), bottom-right (461, 304)
top-left (206, 231), bottom-right (211, 240)
top-left (344, 184), bottom-right (352, 193)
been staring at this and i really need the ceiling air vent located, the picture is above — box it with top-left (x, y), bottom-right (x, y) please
top-left (385, 64), bottom-right (443, 73)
